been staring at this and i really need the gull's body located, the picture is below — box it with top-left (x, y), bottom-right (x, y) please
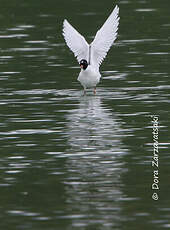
top-left (78, 65), bottom-right (101, 89)
top-left (63, 5), bottom-right (120, 94)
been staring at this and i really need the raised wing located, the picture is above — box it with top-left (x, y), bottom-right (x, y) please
top-left (91, 5), bottom-right (120, 67)
top-left (63, 19), bottom-right (89, 63)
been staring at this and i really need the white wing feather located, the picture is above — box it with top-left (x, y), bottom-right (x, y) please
top-left (63, 19), bottom-right (89, 63)
top-left (91, 5), bottom-right (120, 67)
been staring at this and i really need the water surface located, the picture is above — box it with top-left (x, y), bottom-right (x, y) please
top-left (0, 0), bottom-right (170, 229)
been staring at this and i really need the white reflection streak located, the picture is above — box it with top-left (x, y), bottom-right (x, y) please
top-left (65, 96), bottom-right (124, 155)
top-left (64, 96), bottom-right (127, 226)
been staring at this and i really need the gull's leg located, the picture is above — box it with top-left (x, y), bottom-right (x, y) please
top-left (93, 87), bottom-right (96, 95)
top-left (83, 88), bottom-right (86, 96)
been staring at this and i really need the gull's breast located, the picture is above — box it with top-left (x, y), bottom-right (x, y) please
top-left (78, 66), bottom-right (101, 88)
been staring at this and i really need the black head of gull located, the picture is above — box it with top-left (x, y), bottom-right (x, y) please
top-left (80, 59), bottom-right (88, 70)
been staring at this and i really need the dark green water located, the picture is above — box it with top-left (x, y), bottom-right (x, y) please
top-left (0, 0), bottom-right (170, 229)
